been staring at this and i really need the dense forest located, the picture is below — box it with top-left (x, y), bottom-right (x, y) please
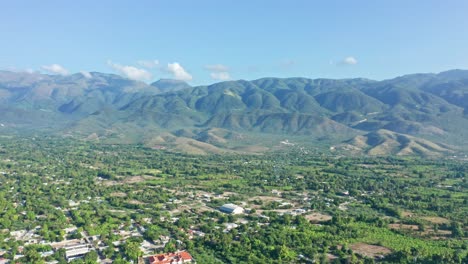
top-left (0, 135), bottom-right (466, 263)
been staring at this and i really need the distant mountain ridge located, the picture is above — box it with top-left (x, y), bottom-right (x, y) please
top-left (1, 69), bottom-right (468, 156)
top-left (151, 79), bottom-right (191, 92)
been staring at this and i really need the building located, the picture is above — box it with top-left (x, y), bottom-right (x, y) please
top-left (148, 251), bottom-right (193, 264)
top-left (64, 244), bottom-right (91, 261)
top-left (219, 203), bottom-right (244, 214)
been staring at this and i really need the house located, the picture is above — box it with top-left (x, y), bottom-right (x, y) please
top-left (64, 244), bottom-right (91, 261)
top-left (219, 203), bottom-right (244, 214)
top-left (148, 251), bottom-right (193, 264)
top-left (292, 209), bottom-right (307, 215)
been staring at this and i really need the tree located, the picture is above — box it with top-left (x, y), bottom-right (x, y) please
top-left (176, 215), bottom-right (191, 229)
top-left (70, 259), bottom-right (85, 264)
top-left (450, 222), bottom-right (464, 238)
top-left (52, 248), bottom-right (66, 262)
top-left (103, 244), bottom-right (115, 259)
top-left (164, 239), bottom-right (177, 253)
top-left (84, 250), bottom-right (98, 264)
top-left (113, 258), bottom-right (130, 264)
top-left (123, 241), bottom-right (142, 262)
top-left (23, 246), bottom-right (45, 264)
top-left (277, 244), bottom-right (296, 262)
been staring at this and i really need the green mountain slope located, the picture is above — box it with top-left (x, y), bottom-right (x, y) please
top-left (2, 70), bottom-right (468, 155)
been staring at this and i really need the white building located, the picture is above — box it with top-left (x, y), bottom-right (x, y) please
top-left (219, 203), bottom-right (244, 214)
top-left (64, 244), bottom-right (91, 261)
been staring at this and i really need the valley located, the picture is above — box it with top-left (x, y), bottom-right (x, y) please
top-left (0, 136), bottom-right (466, 263)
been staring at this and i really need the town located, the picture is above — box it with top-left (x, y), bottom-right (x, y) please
top-left (2, 183), bottom-right (340, 263)
top-left (0, 138), bottom-right (466, 263)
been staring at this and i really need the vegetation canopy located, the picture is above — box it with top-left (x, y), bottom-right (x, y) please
top-left (0, 136), bottom-right (465, 263)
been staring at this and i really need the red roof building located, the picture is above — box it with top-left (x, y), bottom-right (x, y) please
top-left (148, 251), bottom-right (193, 264)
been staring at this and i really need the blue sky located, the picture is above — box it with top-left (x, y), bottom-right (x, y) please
top-left (1, 0), bottom-right (468, 85)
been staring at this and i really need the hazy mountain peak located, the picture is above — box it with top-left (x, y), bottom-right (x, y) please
top-left (437, 69), bottom-right (468, 80)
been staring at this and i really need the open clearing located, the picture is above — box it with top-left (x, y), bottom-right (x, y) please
top-left (102, 175), bottom-right (155, 186)
top-left (350, 243), bottom-right (392, 258)
top-left (389, 223), bottom-right (419, 231)
top-left (110, 192), bottom-right (127, 197)
top-left (421, 216), bottom-right (450, 224)
top-left (304, 212), bottom-right (332, 222)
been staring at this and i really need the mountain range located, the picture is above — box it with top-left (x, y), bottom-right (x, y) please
top-left (1, 69), bottom-right (468, 156)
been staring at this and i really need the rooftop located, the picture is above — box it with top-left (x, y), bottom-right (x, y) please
top-left (220, 203), bottom-right (242, 210)
top-left (149, 251), bottom-right (193, 264)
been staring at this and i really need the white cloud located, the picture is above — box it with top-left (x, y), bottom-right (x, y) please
top-left (41, 64), bottom-right (69, 75)
top-left (107, 61), bottom-right (153, 81)
top-left (137, 60), bottom-right (160, 69)
top-left (279, 59), bottom-right (295, 69)
top-left (166, 62), bottom-right (192, 81)
top-left (205, 64), bottom-right (231, 80)
top-left (210, 72), bottom-right (231, 81)
top-left (342, 56), bottom-right (358, 65)
top-left (204, 64), bottom-right (229, 72)
top-left (80, 71), bottom-right (92, 78)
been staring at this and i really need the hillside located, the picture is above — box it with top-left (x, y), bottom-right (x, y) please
top-left (335, 129), bottom-right (454, 157)
top-left (1, 70), bottom-right (468, 155)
